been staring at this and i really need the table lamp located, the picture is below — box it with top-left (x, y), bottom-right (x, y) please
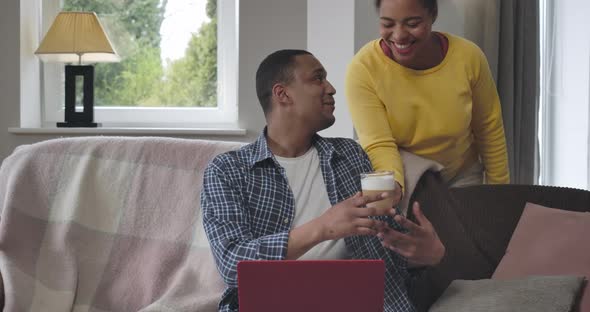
top-left (35, 11), bottom-right (120, 127)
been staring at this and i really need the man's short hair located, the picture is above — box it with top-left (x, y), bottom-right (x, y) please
top-left (255, 49), bottom-right (312, 115)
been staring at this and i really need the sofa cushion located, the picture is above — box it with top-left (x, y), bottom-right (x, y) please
top-left (492, 202), bottom-right (590, 311)
top-left (429, 275), bottom-right (585, 312)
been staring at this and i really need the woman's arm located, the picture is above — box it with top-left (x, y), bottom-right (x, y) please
top-left (470, 50), bottom-right (511, 184)
top-left (345, 60), bottom-right (406, 189)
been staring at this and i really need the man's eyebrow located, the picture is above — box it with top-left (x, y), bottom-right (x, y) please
top-left (312, 68), bottom-right (327, 76)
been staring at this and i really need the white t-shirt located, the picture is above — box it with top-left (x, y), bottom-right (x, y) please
top-left (275, 147), bottom-right (348, 260)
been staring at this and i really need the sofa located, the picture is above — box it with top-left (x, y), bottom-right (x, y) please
top-left (407, 171), bottom-right (590, 311)
top-left (0, 136), bottom-right (588, 311)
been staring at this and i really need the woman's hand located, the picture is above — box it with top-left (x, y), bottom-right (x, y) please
top-left (376, 201), bottom-right (445, 267)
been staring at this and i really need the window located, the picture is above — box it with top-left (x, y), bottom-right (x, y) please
top-left (538, 0), bottom-right (590, 189)
top-left (41, 0), bottom-right (237, 127)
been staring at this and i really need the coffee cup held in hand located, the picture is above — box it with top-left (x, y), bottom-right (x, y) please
top-left (360, 171), bottom-right (396, 210)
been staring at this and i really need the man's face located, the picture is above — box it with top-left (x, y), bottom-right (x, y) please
top-left (283, 54), bottom-right (337, 132)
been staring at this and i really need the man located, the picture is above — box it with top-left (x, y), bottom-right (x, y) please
top-left (201, 49), bottom-right (445, 311)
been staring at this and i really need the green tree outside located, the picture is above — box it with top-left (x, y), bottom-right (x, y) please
top-left (62, 0), bottom-right (217, 107)
top-left (159, 0), bottom-right (217, 106)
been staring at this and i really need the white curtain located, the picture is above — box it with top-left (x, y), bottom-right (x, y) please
top-left (539, 0), bottom-right (590, 189)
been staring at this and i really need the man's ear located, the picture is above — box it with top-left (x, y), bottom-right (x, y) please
top-left (272, 83), bottom-right (290, 104)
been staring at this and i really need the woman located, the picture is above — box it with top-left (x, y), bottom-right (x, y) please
top-left (345, 0), bottom-right (510, 190)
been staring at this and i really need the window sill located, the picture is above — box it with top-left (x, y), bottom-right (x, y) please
top-left (8, 127), bottom-right (247, 136)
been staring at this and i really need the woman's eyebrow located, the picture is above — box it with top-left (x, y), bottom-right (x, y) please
top-left (380, 16), bottom-right (423, 23)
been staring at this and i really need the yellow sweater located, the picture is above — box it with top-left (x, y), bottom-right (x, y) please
top-left (345, 33), bottom-right (510, 189)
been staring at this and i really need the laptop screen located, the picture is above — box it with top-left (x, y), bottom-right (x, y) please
top-left (238, 260), bottom-right (385, 312)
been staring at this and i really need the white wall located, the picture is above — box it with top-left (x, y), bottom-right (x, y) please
top-left (309, 0), bottom-right (355, 138)
top-left (354, 0), bottom-right (379, 52)
top-left (237, 0), bottom-right (307, 138)
top-left (0, 0), bottom-right (21, 161)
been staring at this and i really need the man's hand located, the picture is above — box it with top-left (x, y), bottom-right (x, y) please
top-left (317, 192), bottom-right (395, 241)
top-left (287, 192), bottom-right (396, 260)
top-left (376, 201), bottom-right (445, 267)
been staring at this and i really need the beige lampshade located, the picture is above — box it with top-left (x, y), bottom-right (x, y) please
top-left (35, 11), bottom-right (120, 64)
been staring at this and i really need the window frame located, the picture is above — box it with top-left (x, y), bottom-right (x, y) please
top-left (40, 0), bottom-right (238, 128)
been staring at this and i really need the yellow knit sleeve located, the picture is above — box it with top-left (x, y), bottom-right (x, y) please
top-left (471, 49), bottom-right (511, 184)
top-left (345, 59), bottom-right (406, 189)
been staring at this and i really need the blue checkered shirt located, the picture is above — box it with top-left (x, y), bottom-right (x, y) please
top-left (201, 131), bottom-right (416, 311)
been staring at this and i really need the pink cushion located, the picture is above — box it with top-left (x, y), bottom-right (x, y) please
top-left (493, 203), bottom-right (590, 311)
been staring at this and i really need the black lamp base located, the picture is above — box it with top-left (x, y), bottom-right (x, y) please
top-left (57, 122), bottom-right (100, 128)
top-left (63, 65), bottom-right (98, 127)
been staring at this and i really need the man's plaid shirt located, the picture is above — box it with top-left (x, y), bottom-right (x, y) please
top-left (201, 131), bottom-right (415, 311)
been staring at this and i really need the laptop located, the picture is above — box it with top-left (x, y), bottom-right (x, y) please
top-left (238, 260), bottom-right (385, 312)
